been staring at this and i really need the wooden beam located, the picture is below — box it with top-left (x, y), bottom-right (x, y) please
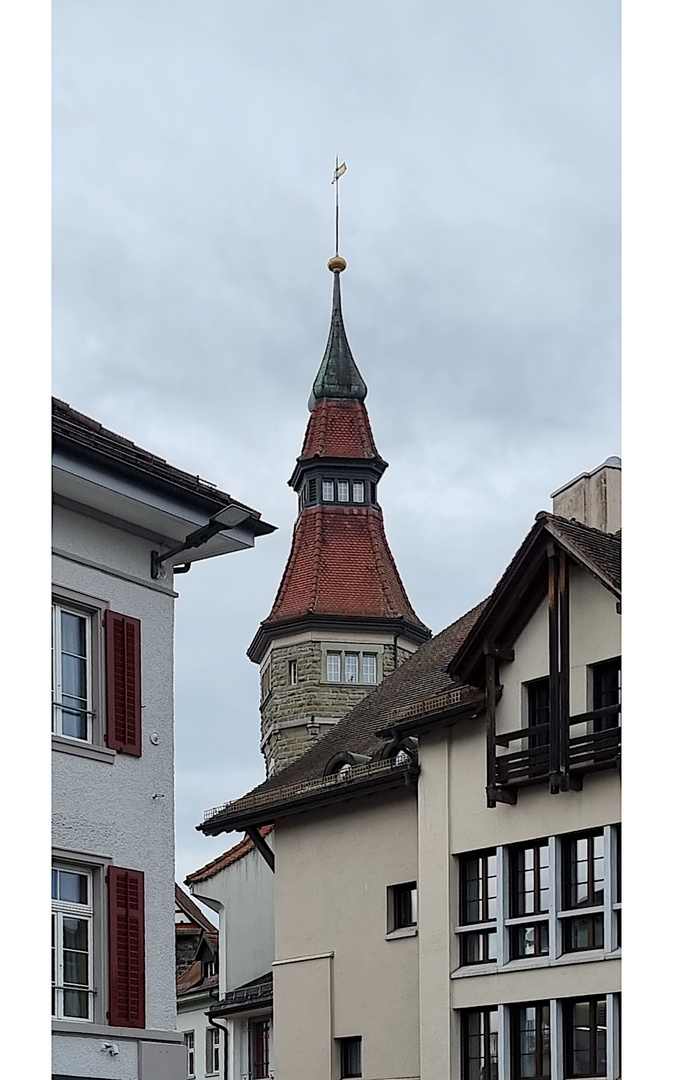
top-left (558, 550), bottom-right (570, 789)
top-left (483, 644), bottom-right (515, 663)
top-left (245, 826), bottom-right (275, 873)
top-left (547, 545), bottom-right (561, 793)
top-left (485, 652), bottom-right (497, 807)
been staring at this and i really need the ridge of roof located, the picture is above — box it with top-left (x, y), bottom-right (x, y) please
top-left (185, 825), bottom-right (275, 885)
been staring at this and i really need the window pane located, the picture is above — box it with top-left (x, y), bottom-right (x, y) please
top-left (52, 869), bottom-right (58, 899)
top-left (61, 705), bottom-right (88, 740)
top-left (327, 653), bottom-right (341, 682)
top-left (344, 654), bottom-right (359, 683)
top-left (63, 988), bottom-right (89, 1018)
top-left (64, 949), bottom-right (88, 986)
top-left (63, 916), bottom-right (88, 951)
top-left (362, 655), bottom-right (376, 684)
top-left (58, 871), bottom-right (88, 905)
top-left (322, 480), bottom-right (334, 501)
top-left (62, 653), bottom-right (87, 701)
top-left (338, 481), bottom-right (349, 501)
top-left (352, 481), bottom-right (365, 502)
top-left (61, 612), bottom-right (87, 657)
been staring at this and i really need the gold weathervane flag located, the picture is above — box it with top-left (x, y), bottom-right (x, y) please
top-left (332, 162), bottom-right (347, 184)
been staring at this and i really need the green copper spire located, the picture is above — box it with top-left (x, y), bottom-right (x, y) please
top-left (309, 257), bottom-right (368, 411)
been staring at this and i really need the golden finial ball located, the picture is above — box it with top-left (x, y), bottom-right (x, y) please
top-left (327, 255), bottom-right (347, 273)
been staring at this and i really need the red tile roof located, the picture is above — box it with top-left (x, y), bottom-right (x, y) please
top-left (176, 958), bottom-right (219, 995)
top-left (300, 398), bottom-right (381, 461)
top-left (185, 825), bottom-right (275, 885)
top-left (174, 883), bottom-right (217, 933)
top-left (263, 505), bottom-right (429, 630)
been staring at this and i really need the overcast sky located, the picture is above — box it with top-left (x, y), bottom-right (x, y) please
top-left (52, 0), bottom-right (620, 885)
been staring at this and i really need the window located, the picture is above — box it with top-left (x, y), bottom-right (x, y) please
top-left (509, 841), bottom-right (550, 959)
top-left (288, 659), bottom-right (298, 685)
top-left (323, 648), bottom-right (380, 685)
top-left (459, 850), bottom-right (497, 965)
top-left (204, 958), bottom-right (217, 978)
top-left (564, 998), bottom-right (607, 1078)
top-left (511, 1002), bottom-right (551, 1079)
top-left (185, 1031), bottom-right (195, 1078)
top-left (362, 654), bottom-right (377, 684)
top-left (352, 481), bottom-right (365, 502)
top-left (52, 603), bottom-right (92, 742)
top-left (526, 677), bottom-right (550, 748)
top-left (322, 479), bottom-right (334, 501)
top-left (338, 480), bottom-right (350, 501)
top-left (339, 1036), bottom-right (362, 1078)
top-left (206, 1026), bottom-right (220, 1075)
top-left (250, 1019), bottom-right (271, 1079)
top-left (591, 658), bottom-right (621, 730)
top-left (344, 653), bottom-right (359, 683)
top-left (562, 832), bottom-right (604, 952)
top-left (462, 1008), bottom-right (499, 1080)
top-left (326, 652), bottom-right (342, 683)
top-left (52, 867), bottom-right (93, 1020)
top-left (388, 882), bottom-right (418, 931)
top-left (261, 665), bottom-right (271, 701)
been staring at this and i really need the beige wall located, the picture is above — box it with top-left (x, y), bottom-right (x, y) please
top-left (273, 791), bottom-right (420, 1080)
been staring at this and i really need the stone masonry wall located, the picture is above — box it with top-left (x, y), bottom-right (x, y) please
top-left (259, 639), bottom-right (415, 775)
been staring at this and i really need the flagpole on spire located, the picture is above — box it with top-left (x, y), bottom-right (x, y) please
top-left (331, 156), bottom-right (347, 256)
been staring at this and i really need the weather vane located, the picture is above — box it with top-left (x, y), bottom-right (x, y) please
top-left (332, 155), bottom-right (347, 256)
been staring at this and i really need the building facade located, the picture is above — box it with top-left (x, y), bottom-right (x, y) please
top-left (198, 459), bottom-right (621, 1080)
top-left (247, 255), bottom-right (430, 776)
top-left (52, 398), bottom-right (273, 1080)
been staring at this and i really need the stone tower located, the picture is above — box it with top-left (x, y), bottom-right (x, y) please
top-left (248, 255), bottom-right (431, 776)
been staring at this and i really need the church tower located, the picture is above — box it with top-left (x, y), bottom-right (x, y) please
top-left (248, 254), bottom-right (431, 776)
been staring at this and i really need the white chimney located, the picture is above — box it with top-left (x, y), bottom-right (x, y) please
top-left (551, 457), bottom-right (621, 533)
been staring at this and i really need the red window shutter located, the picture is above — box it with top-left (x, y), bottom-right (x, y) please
top-left (108, 866), bottom-right (146, 1029)
top-left (105, 612), bottom-right (142, 755)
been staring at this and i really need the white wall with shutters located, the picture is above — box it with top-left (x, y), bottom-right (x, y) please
top-left (52, 502), bottom-right (179, 1061)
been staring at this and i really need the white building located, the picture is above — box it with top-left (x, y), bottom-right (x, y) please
top-left (196, 459), bottom-right (621, 1080)
top-left (181, 829), bottom-right (276, 1080)
top-left (52, 398), bottom-right (273, 1080)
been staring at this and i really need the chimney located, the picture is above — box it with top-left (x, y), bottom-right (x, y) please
top-left (551, 457), bottom-right (621, 533)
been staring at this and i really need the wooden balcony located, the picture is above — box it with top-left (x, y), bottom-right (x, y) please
top-left (490, 704), bottom-right (620, 799)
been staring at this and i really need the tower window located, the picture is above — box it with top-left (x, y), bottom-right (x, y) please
top-left (352, 481), bottom-right (365, 503)
top-left (323, 648), bottom-right (381, 685)
top-left (322, 480), bottom-right (334, 501)
top-left (344, 653), bottom-right (359, 683)
top-left (308, 478), bottom-right (317, 502)
top-left (289, 659), bottom-right (298, 685)
top-left (370, 482), bottom-right (377, 503)
top-left (338, 481), bottom-right (349, 502)
top-left (362, 654), bottom-right (377, 684)
top-left (326, 652), bottom-right (341, 682)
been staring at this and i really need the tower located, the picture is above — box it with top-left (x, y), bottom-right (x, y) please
top-left (248, 255), bottom-right (431, 776)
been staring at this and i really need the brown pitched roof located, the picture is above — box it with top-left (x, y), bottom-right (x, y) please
top-left (176, 958), bottom-right (219, 996)
top-left (53, 396), bottom-right (273, 535)
top-left (544, 515), bottom-right (621, 592)
top-left (300, 398), bottom-right (381, 461)
top-left (185, 825), bottom-right (275, 885)
top-left (260, 505), bottom-right (430, 631)
top-left (175, 884), bottom-right (217, 933)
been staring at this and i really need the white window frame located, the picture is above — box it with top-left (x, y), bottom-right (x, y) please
top-left (337, 480), bottom-right (350, 502)
top-left (288, 659), bottom-right (298, 686)
top-left (52, 866), bottom-right (94, 1022)
top-left (206, 1025), bottom-right (220, 1075)
top-left (454, 825), bottom-right (620, 976)
top-left (322, 479), bottom-right (335, 501)
top-left (352, 480), bottom-right (365, 503)
top-left (185, 1030), bottom-right (195, 1078)
top-left (322, 646), bottom-right (382, 686)
top-left (344, 652), bottom-right (359, 683)
top-left (52, 602), bottom-right (94, 743)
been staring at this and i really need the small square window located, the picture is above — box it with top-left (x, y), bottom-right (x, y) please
top-left (389, 882), bottom-right (418, 931)
top-left (352, 481), bottom-right (365, 503)
top-left (322, 480), bottom-right (334, 501)
top-left (339, 1036), bottom-right (362, 1078)
top-left (289, 659), bottom-right (298, 685)
top-left (338, 481), bottom-right (349, 502)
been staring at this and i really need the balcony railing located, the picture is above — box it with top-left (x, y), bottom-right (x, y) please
top-left (492, 704), bottom-right (620, 791)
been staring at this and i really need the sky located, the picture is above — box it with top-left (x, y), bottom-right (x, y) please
top-left (52, 0), bottom-right (620, 885)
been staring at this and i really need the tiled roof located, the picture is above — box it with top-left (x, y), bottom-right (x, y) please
top-left (53, 397), bottom-right (273, 534)
top-left (236, 600), bottom-right (486, 802)
top-left (300, 398), bottom-right (380, 461)
top-left (185, 825), bottom-right (275, 885)
top-left (176, 958), bottom-right (219, 996)
top-left (175, 884), bottom-right (217, 933)
top-left (544, 514), bottom-right (621, 593)
top-left (262, 505), bottom-right (430, 630)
